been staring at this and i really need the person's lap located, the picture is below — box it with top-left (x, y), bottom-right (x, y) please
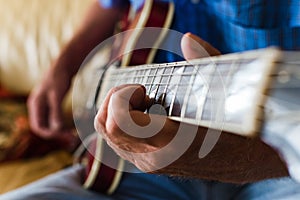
top-left (0, 164), bottom-right (299, 200)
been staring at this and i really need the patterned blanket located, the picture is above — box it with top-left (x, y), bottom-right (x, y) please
top-left (0, 86), bottom-right (77, 162)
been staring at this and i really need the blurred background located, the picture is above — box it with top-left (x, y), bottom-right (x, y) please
top-left (0, 0), bottom-right (94, 193)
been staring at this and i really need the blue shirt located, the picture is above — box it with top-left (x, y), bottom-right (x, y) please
top-left (99, 0), bottom-right (300, 62)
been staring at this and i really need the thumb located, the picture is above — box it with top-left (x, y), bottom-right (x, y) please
top-left (181, 32), bottom-right (221, 60)
top-left (48, 90), bottom-right (64, 132)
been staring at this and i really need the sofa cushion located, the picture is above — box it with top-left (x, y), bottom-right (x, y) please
top-left (0, 0), bottom-right (91, 94)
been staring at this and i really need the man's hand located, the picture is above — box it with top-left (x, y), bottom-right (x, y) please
top-left (27, 65), bottom-right (76, 144)
top-left (27, 1), bottom-right (125, 148)
top-left (94, 33), bottom-right (289, 183)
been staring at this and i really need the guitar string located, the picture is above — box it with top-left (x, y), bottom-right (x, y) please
top-left (154, 67), bottom-right (166, 100)
top-left (152, 67), bottom-right (167, 115)
top-left (148, 67), bottom-right (159, 101)
top-left (102, 63), bottom-right (297, 102)
top-left (97, 59), bottom-right (299, 121)
top-left (180, 65), bottom-right (198, 119)
top-left (197, 63), bottom-right (217, 121)
top-left (105, 54), bottom-right (300, 79)
top-left (101, 64), bottom-right (263, 117)
top-left (104, 65), bottom-right (294, 82)
top-left (164, 66), bottom-right (175, 116)
top-left (104, 59), bottom-right (264, 82)
top-left (168, 66), bottom-right (184, 117)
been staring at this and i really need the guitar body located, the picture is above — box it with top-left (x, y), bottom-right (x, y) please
top-left (82, 0), bottom-right (174, 194)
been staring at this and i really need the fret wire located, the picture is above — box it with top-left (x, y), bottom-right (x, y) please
top-left (168, 67), bottom-right (184, 116)
top-left (132, 68), bottom-right (138, 83)
top-left (195, 63), bottom-right (216, 121)
top-left (135, 68), bottom-right (141, 84)
top-left (124, 70), bottom-right (133, 84)
top-left (194, 68), bottom-right (205, 121)
top-left (224, 59), bottom-right (239, 90)
top-left (140, 68), bottom-right (147, 85)
top-left (153, 67), bottom-right (167, 101)
top-left (180, 66), bottom-right (198, 118)
top-left (205, 60), bottom-right (239, 123)
top-left (116, 71), bottom-right (125, 89)
top-left (144, 68), bottom-right (152, 95)
top-left (148, 67), bottom-right (158, 97)
top-left (206, 59), bottom-right (240, 121)
top-left (140, 68), bottom-right (147, 84)
top-left (161, 66), bottom-right (175, 116)
top-left (129, 70), bottom-right (135, 84)
top-left (117, 71), bottom-right (125, 85)
top-left (163, 66), bottom-right (175, 94)
top-left (143, 69), bottom-right (153, 92)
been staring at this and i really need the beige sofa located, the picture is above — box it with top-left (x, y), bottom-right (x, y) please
top-left (0, 0), bottom-right (92, 94)
top-left (0, 0), bottom-right (94, 193)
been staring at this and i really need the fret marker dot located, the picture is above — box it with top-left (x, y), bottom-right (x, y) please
top-left (277, 70), bottom-right (290, 83)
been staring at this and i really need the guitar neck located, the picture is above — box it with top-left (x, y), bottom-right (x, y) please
top-left (96, 48), bottom-right (292, 137)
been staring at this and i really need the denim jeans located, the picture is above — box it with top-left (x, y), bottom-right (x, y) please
top-left (1, 164), bottom-right (300, 200)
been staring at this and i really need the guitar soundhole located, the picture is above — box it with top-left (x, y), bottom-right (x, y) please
top-left (147, 87), bottom-right (181, 117)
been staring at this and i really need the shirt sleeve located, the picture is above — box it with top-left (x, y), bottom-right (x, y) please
top-left (98, 0), bottom-right (130, 9)
top-left (98, 0), bottom-right (144, 11)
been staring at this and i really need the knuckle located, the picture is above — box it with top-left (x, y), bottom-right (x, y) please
top-left (109, 87), bottom-right (119, 94)
top-left (94, 115), bottom-right (106, 133)
top-left (107, 120), bottom-right (122, 136)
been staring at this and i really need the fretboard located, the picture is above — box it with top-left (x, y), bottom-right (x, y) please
top-left (95, 48), bottom-right (295, 136)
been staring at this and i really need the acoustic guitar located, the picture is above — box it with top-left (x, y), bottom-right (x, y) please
top-left (75, 0), bottom-right (300, 194)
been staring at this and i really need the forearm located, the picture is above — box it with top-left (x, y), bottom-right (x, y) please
top-left (50, 1), bottom-right (127, 83)
top-left (156, 126), bottom-right (289, 184)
